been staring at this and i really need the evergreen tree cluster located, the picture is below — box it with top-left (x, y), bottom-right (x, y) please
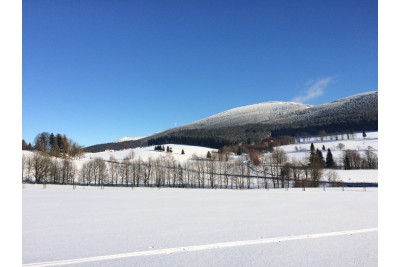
top-left (154, 145), bottom-right (173, 153)
top-left (26, 132), bottom-right (83, 158)
top-left (154, 145), bottom-right (165, 151)
top-left (309, 143), bottom-right (336, 169)
top-left (22, 139), bottom-right (33, 151)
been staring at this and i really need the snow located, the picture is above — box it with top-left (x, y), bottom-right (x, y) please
top-left (330, 169), bottom-right (378, 183)
top-left (175, 102), bottom-right (310, 129)
top-left (82, 144), bottom-right (218, 165)
top-left (114, 137), bottom-right (145, 143)
top-left (23, 185), bottom-right (377, 267)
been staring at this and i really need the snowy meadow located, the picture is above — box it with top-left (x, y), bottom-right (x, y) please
top-left (23, 185), bottom-right (377, 267)
top-left (22, 132), bottom-right (378, 266)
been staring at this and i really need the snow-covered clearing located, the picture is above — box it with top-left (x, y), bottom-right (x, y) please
top-left (83, 144), bottom-right (217, 165)
top-left (23, 185), bottom-right (377, 267)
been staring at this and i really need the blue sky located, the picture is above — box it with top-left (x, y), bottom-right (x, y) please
top-left (22, 0), bottom-right (377, 146)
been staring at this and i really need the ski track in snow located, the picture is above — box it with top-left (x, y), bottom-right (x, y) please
top-left (23, 228), bottom-right (377, 267)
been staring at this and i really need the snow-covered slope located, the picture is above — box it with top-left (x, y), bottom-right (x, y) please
top-left (170, 91), bottom-right (377, 130)
top-left (114, 136), bottom-right (144, 143)
top-left (83, 144), bottom-right (217, 165)
top-left (264, 91), bottom-right (378, 126)
top-left (176, 102), bottom-right (311, 129)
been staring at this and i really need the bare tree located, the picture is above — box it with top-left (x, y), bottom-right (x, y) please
top-left (91, 158), bottom-right (107, 185)
top-left (31, 152), bottom-right (51, 183)
top-left (271, 148), bottom-right (288, 188)
top-left (22, 154), bottom-right (27, 183)
top-left (337, 143), bottom-right (345, 151)
top-left (143, 158), bottom-right (153, 186)
top-left (61, 159), bottom-right (76, 184)
top-left (326, 170), bottom-right (339, 184)
top-left (206, 156), bottom-right (216, 189)
top-left (134, 157), bottom-right (143, 187)
top-left (107, 155), bottom-right (118, 185)
top-left (309, 152), bottom-right (324, 187)
top-left (342, 150), bottom-right (362, 169)
top-left (362, 150), bottom-right (378, 169)
top-left (49, 158), bottom-right (61, 184)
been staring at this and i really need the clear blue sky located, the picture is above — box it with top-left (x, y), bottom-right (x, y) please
top-left (23, 0), bottom-right (377, 146)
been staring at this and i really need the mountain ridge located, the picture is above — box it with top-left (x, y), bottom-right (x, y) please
top-left (85, 91), bottom-right (377, 152)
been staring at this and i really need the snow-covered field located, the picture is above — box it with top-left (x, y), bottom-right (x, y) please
top-left (22, 185), bottom-right (377, 267)
top-left (83, 144), bottom-right (217, 165)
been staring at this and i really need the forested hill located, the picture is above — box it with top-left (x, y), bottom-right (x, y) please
top-left (85, 91), bottom-right (378, 152)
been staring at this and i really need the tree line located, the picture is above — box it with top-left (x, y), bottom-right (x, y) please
top-left (23, 132), bottom-right (83, 159)
top-left (23, 149), bottom-right (354, 189)
top-left (22, 137), bottom-right (377, 189)
top-left (22, 153), bottom-right (76, 184)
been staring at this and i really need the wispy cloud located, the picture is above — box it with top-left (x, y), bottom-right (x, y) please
top-left (292, 77), bottom-right (333, 103)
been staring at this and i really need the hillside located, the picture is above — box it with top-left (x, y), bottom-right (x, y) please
top-left (85, 91), bottom-right (377, 152)
top-left (175, 102), bottom-right (311, 129)
top-left (21, 131), bottom-right (377, 185)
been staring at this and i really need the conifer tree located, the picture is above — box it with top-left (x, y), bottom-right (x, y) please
top-left (322, 145), bottom-right (326, 151)
top-left (316, 148), bottom-right (325, 165)
top-left (344, 154), bottom-right (351, 170)
top-left (309, 143), bottom-right (316, 165)
top-left (49, 133), bottom-right (56, 149)
top-left (326, 148), bottom-right (335, 168)
top-left (34, 132), bottom-right (50, 153)
top-left (181, 149), bottom-right (185, 155)
top-left (207, 151), bottom-right (212, 158)
top-left (62, 134), bottom-right (69, 156)
top-left (49, 133), bottom-right (60, 156)
top-left (57, 134), bottom-right (63, 152)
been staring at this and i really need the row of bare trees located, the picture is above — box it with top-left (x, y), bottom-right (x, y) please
top-left (295, 130), bottom-right (361, 143)
top-left (22, 149), bottom-right (347, 189)
top-left (342, 149), bottom-right (378, 169)
top-left (22, 153), bottom-right (76, 184)
top-left (77, 154), bottom-right (257, 189)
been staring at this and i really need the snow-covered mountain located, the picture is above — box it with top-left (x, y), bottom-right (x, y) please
top-left (85, 91), bottom-right (377, 152)
top-left (172, 91), bottom-right (377, 130)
